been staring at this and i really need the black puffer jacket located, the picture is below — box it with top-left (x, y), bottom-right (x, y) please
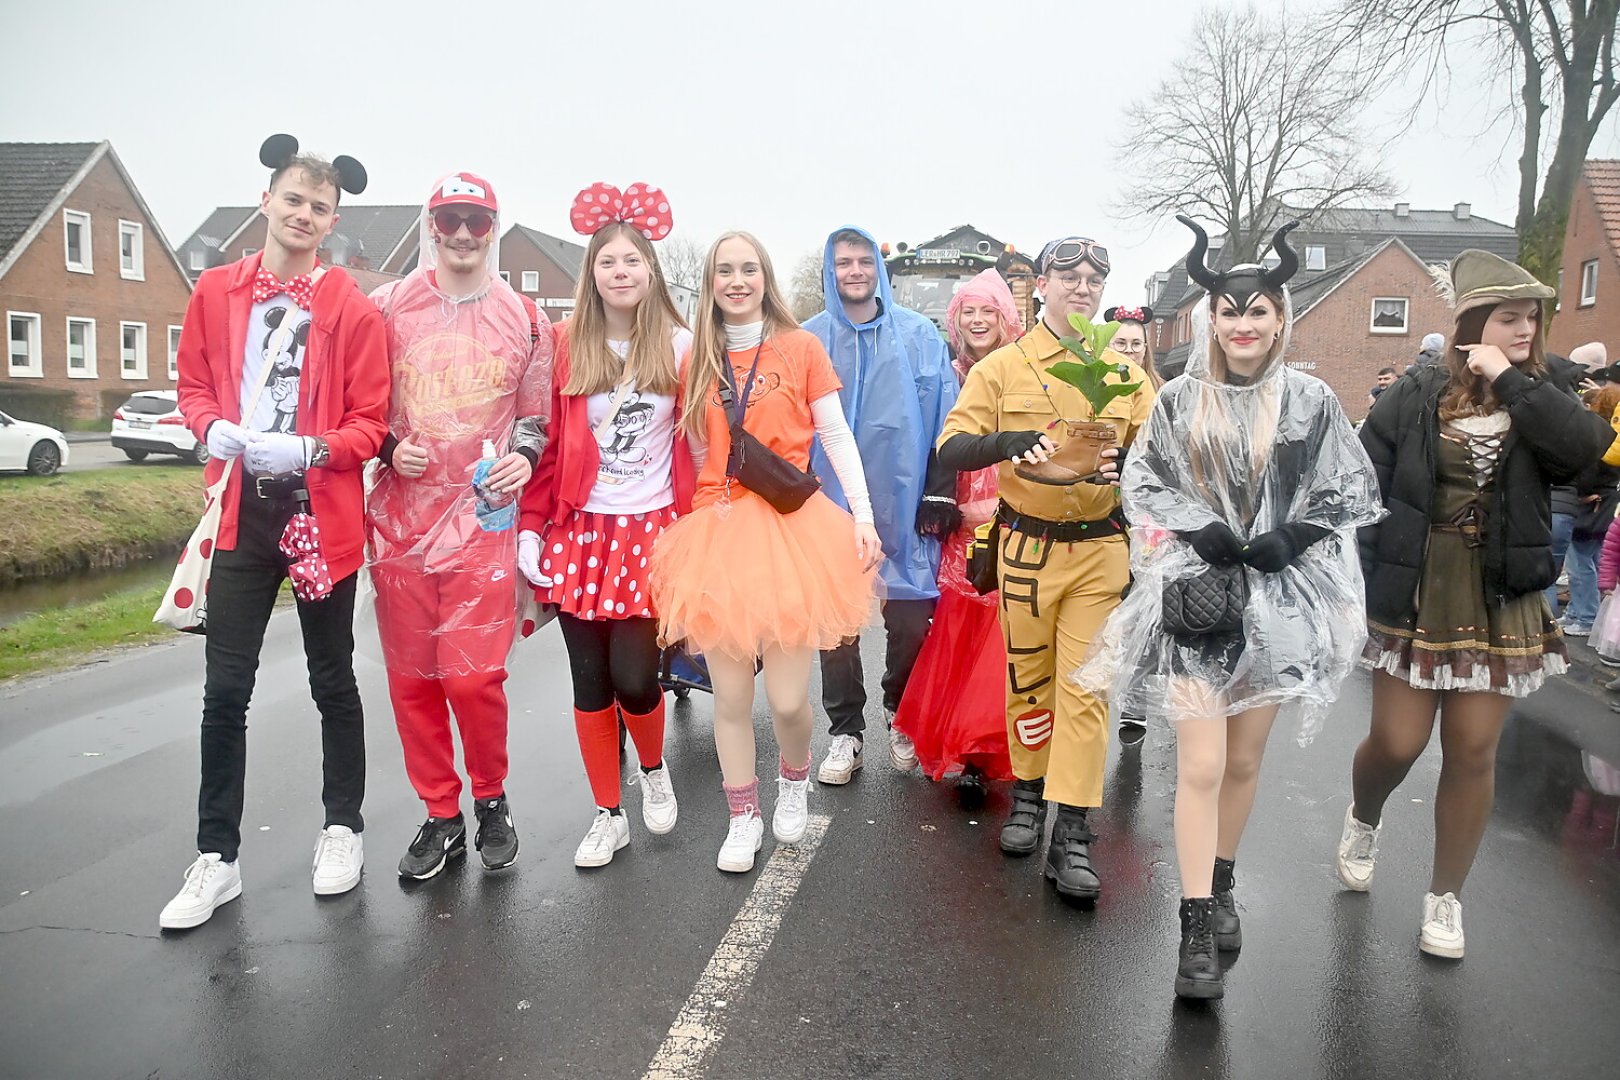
top-left (1358, 363), bottom-right (1614, 623)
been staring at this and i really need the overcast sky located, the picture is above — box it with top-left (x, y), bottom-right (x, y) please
top-left (4, 0), bottom-right (1617, 302)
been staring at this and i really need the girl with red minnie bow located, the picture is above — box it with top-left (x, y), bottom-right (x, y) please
top-left (517, 183), bottom-right (692, 868)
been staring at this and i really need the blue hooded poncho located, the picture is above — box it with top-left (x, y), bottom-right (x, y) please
top-left (804, 225), bottom-right (958, 602)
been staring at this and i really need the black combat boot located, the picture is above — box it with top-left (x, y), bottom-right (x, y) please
top-left (1043, 804), bottom-right (1102, 900)
top-left (1175, 897), bottom-right (1224, 1000)
top-left (1212, 857), bottom-right (1241, 951)
top-left (999, 778), bottom-right (1047, 856)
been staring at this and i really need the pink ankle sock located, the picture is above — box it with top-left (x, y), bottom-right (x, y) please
top-left (779, 754), bottom-right (810, 782)
top-left (724, 779), bottom-right (759, 817)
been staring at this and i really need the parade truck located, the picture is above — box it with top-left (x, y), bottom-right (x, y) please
top-left (881, 225), bottom-right (1040, 335)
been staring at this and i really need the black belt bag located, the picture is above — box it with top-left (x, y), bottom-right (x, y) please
top-left (720, 343), bottom-right (820, 515)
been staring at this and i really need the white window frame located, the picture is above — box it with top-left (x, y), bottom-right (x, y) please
top-left (7, 311), bottom-right (43, 378)
top-left (188, 250), bottom-right (206, 272)
top-left (1557, 267), bottom-right (1565, 313)
top-left (168, 325), bottom-right (183, 380)
top-left (1369, 297), bottom-right (1410, 335)
top-left (520, 270), bottom-right (540, 292)
top-left (1581, 259), bottom-right (1599, 307)
top-left (66, 317), bottom-right (97, 378)
top-left (118, 219), bottom-right (145, 280)
top-left (119, 321), bottom-right (147, 380)
top-left (64, 209), bottom-right (92, 274)
top-left (499, 270), bottom-right (511, 283)
top-left (1305, 245), bottom-right (1327, 271)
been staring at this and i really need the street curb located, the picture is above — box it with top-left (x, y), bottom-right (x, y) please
top-left (64, 432), bottom-right (110, 444)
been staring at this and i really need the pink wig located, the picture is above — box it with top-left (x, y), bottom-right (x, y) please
top-left (946, 268), bottom-right (1023, 371)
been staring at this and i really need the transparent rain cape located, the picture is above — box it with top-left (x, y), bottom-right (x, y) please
top-left (1074, 300), bottom-right (1384, 742)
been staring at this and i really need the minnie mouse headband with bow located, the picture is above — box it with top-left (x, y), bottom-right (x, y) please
top-left (569, 182), bottom-right (673, 241)
top-left (260, 133), bottom-right (368, 196)
top-left (1103, 305), bottom-right (1155, 325)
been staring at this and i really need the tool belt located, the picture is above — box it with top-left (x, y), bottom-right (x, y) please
top-left (998, 500), bottom-right (1124, 543)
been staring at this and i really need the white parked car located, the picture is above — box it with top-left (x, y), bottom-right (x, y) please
top-left (0, 410), bottom-right (70, 475)
top-left (111, 391), bottom-right (207, 465)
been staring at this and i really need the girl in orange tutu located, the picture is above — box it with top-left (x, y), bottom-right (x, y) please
top-left (650, 232), bottom-right (882, 873)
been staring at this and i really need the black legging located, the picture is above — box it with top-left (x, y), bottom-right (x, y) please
top-left (556, 613), bottom-right (663, 714)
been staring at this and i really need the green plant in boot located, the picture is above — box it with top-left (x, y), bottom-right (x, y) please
top-left (1046, 312), bottom-right (1142, 416)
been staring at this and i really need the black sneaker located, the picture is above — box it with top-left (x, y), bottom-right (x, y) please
top-left (398, 814), bottom-right (466, 880)
top-left (474, 795), bottom-right (520, 871)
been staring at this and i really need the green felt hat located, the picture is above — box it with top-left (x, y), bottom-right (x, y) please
top-left (1438, 249), bottom-right (1555, 317)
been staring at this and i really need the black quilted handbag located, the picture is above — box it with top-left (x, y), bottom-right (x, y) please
top-left (1162, 564), bottom-right (1248, 636)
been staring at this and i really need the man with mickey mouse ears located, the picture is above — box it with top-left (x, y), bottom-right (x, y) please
top-left (162, 135), bottom-right (389, 930)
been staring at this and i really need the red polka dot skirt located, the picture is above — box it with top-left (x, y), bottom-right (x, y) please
top-left (540, 506), bottom-right (676, 620)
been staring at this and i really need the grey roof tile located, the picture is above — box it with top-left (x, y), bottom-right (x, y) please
top-left (0, 142), bottom-right (99, 264)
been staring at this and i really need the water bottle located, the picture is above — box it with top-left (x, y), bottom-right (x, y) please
top-left (472, 439), bottom-right (516, 533)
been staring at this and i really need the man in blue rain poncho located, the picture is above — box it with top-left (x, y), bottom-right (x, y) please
top-left (805, 226), bottom-right (961, 785)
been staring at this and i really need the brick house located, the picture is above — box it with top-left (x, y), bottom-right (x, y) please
top-left (177, 203), bottom-right (421, 283)
top-left (1548, 160), bottom-right (1620, 356)
top-left (1, 141), bottom-right (193, 424)
top-left (500, 225), bottom-right (586, 324)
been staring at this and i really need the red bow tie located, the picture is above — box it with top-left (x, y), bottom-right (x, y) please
top-left (253, 268), bottom-right (315, 309)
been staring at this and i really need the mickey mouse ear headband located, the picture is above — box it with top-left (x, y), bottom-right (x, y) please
top-left (1103, 305), bottom-right (1154, 325)
top-left (260, 133), bottom-right (367, 196)
top-left (569, 182), bottom-right (673, 241)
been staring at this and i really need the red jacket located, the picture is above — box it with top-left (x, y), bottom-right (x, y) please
top-left (177, 254), bottom-right (390, 579)
top-left (520, 322), bottom-right (695, 533)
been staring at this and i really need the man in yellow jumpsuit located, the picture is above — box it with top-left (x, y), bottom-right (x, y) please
top-left (937, 236), bottom-right (1155, 901)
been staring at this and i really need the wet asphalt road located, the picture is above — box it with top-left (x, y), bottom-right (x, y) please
top-left (2, 616), bottom-right (1618, 1080)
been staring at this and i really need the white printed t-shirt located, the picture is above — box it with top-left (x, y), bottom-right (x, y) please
top-left (582, 328), bottom-right (693, 515)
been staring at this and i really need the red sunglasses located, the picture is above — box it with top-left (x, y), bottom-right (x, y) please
top-left (433, 209), bottom-right (495, 238)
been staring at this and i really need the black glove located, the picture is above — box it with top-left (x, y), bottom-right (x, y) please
top-left (997, 430), bottom-right (1047, 462)
top-left (1184, 522), bottom-right (1246, 566)
top-left (1240, 523), bottom-right (1332, 573)
top-left (937, 430), bottom-right (1047, 472)
top-left (916, 498), bottom-right (964, 538)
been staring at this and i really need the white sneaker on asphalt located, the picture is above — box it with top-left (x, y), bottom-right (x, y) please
top-left (717, 812), bottom-right (765, 873)
top-left (640, 764), bottom-right (679, 835)
top-left (311, 826), bottom-right (363, 896)
top-left (574, 809), bottom-right (630, 868)
top-left (159, 853), bottom-right (242, 930)
top-left (773, 777), bottom-right (810, 843)
top-left (817, 734), bottom-right (864, 785)
top-left (1336, 804), bottom-right (1381, 891)
top-left (887, 711), bottom-right (919, 772)
top-left (1420, 891), bottom-right (1465, 958)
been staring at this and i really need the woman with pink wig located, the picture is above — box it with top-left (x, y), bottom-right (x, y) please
top-left (892, 269), bottom-right (1022, 805)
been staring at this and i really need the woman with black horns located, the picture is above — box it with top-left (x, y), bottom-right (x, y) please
top-left (1078, 216), bottom-right (1383, 1000)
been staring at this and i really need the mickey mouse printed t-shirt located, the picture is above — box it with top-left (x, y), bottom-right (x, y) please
top-left (582, 327), bottom-right (694, 515)
top-left (240, 296), bottom-right (310, 434)
top-left (693, 328), bottom-right (843, 510)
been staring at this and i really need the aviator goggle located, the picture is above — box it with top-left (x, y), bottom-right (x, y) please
top-left (1041, 237), bottom-right (1111, 276)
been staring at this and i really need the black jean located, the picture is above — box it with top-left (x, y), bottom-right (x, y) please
top-left (821, 597), bottom-right (936, 738)
top-left (196, 486), bottom-right (365, 861)
top-left (556, 613), bottom-right (663, 715)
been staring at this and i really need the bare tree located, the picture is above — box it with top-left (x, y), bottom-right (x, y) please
top-left (1114, 4), bottom-right (1397, 262)
top-left (1331, 0), bottom-right (1620, 285)
top-left (660, 236), bottom-right (706, 290)
top-left (789, 250), bottom-right (824, 322)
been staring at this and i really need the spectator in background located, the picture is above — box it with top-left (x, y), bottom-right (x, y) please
top-left (1554, 384), bottom-right (1620, 636)
top-left (1365, 366), bottom-right (1398, 410)
top-left (1414, 332), bottom-right (1447, 369)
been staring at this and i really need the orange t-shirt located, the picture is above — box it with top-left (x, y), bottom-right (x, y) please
top-left (694, 328), bottom-right (843, 508)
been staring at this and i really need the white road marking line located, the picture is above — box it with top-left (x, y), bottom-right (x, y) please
top-left (642, 813), bottom-right (831, 1080)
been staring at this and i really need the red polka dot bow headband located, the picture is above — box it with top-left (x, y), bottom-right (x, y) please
top-left (569, 182), bottom-right (673, 241)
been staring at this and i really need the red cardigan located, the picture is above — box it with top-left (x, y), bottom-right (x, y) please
top-left (177, 254), bottom-right (390, 579)
top-left (520, 323), bottom-right (695, 534)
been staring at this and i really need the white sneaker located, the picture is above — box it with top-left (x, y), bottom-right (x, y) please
top-left (640, 764), bottom-right (679, 835)
top-left (817, 734), bottom-right (864, 785)
top-left (887, 710), bottom-right (919, 771)
top-left (312, 826), bottom-right (364, 896)
top-left (773, 776), bottom-right (810, 843)
top-left (574, 809), bottom-right (630, 868)
top-left (717, 812), bottom-right (765, 873)
top-left (159, 853), bottom-right (242, 930)
top-left (1420, 891), bottom-right (1465, 958)
top-left (1336, 804), bottom-right (1381, 891)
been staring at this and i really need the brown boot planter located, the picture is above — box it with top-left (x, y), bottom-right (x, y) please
top-left (1015, 420), bottom-right (1116, 486)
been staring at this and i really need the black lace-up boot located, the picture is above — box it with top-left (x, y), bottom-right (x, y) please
top-left (1212, 857), bottom-right (1242, 951)
top-left (1176, 897), bottom-right (1224, 1000)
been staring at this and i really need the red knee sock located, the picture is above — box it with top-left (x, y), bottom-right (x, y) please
top-left (620, 698), bottom-right (667, 771)
top-left (573, 706), bottom-right (622, 808)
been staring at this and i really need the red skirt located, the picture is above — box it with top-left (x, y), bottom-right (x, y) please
top-left (539, 506), bottom-right (676, 620)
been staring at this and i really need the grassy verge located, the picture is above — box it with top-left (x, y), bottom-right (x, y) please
top-left (0, 582), bottom-right (173, 681)
top-left (0, 466), bottom-right (203, 586)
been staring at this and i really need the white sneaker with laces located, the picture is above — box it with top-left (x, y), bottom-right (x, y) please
top-left (717, 812), bottom-right (765, 873)
top-left (159, 853), bottom-right (242, 930)
top-left (773, 776), bottom-right (810, 842)
top-left (817, 734), bottom-right (864, 785)
top-left (574, 809), bottom-right (630, 868)
top-left (887, 709), bottom-right (919, 772)
top-left (1420, 891), bottom-right (1465, 958)
top-left (312, 825), bottom-right (364, 896)
top-left (640, 764), bottom-right (679, 835)
top-left (1336, 804), bottom-right (1381, 891)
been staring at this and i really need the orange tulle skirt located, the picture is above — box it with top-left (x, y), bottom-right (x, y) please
top-left (650, 488), bottom-right (877, 661)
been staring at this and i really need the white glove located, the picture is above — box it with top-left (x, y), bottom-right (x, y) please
top-left (517, 529), bottom-right (552, 588)
top-left (243, 431), bottom-right (310, 475)
top-left (206, 420), bottom-right (251, 461)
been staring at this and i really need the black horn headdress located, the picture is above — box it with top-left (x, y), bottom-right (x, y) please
top-left (260, 133), bottom-right (368, 196)
top-left (1176, 214), bottom-right (1300, 306)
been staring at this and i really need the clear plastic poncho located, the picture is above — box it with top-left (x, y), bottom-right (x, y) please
top-left (1074, 300), bottom-right (1384, 743)
top-left (365, 181), bottom-right (553, 678)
